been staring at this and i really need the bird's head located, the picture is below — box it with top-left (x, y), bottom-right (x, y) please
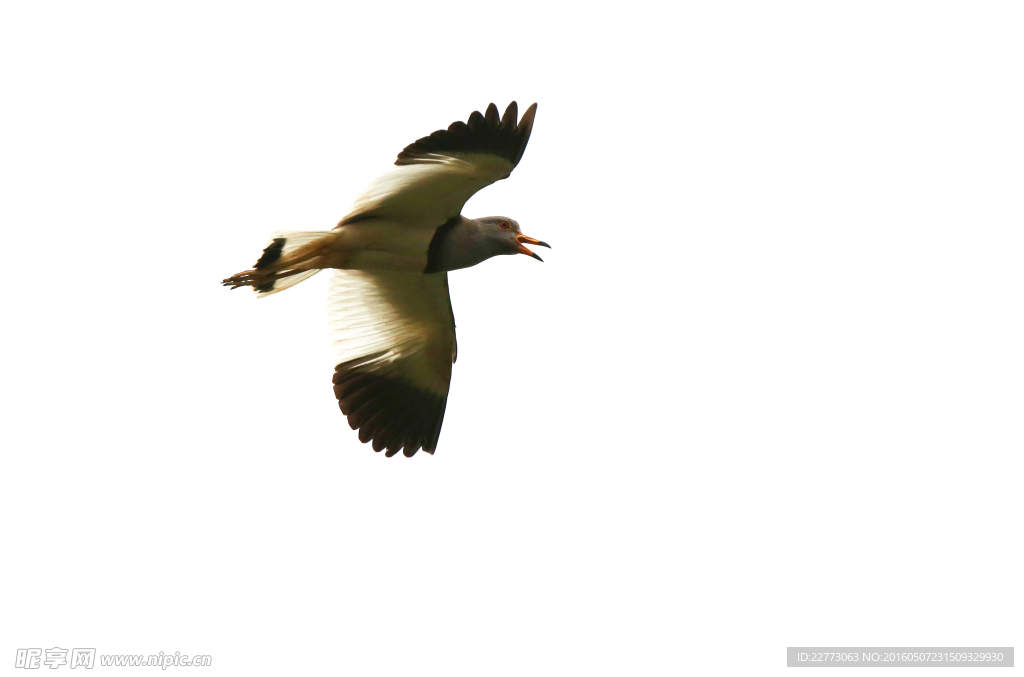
top-left (477, 216), bottom-right (551, 262)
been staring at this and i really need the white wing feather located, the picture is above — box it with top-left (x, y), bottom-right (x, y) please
top-left (327, 269), bottom-right (455, 394)
top-left (340, 153), bottom-right (513, 227)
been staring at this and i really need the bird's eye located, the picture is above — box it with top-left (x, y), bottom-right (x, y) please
top-left (499, 220), bottom-right (511, 230)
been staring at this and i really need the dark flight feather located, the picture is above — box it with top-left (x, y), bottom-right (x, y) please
top-left (395, 101), bottom-right (538, 171)
top-left (332, 352), bottom-right (449, 456)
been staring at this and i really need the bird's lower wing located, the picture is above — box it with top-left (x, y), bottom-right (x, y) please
top-left (328, 269), bottom-right (457, 457)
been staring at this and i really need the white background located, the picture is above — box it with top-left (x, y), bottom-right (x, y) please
top-left (1, 1), bottom-right (1021, 675)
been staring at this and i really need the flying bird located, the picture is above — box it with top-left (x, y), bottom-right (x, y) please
top-left (223, 102), bottom-right (547, 457)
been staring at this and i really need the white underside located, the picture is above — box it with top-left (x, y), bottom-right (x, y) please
top-left (342, 153), bottom-right (512, 226)
top-left (327, 269), bottom-right (456, 395)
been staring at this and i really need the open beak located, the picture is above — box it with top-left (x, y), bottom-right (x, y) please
top-left (516, 234), bottom-right (551, 262)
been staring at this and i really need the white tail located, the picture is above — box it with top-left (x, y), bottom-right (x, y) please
top-left (223, 230), bottom-right (336, 297)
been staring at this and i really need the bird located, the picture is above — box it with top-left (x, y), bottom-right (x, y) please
top-left (223, 102), bottom-right (548, 457)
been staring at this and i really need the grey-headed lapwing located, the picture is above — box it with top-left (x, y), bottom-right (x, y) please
top-left (224, 102), bottom-right (547, 457)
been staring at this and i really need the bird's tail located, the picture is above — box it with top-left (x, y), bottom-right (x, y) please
top-left (222, 230), bottom-right (337, 297)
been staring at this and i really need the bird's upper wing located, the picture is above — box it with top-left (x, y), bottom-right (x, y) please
top-left (339, 102), bottom-right (537, 227)
top-left (328, 269), bottom-right (458, 457)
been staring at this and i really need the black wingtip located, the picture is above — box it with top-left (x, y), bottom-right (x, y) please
top-left (485, 103), bottom-right (500, 125)
top-left (333, 353), bottom-right (449, 458)
top-left (395, 101), bottom-right (539, 169)
top-left (501, 101), bottom-right (518, 128)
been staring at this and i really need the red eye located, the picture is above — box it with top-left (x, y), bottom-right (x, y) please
top-left (499, 220), bottom-right (511, 230)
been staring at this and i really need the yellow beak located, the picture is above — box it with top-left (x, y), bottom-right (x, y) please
top-left (516, 234), bottom-right (551, 261)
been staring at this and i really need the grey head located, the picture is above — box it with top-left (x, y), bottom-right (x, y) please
top-left (474, 216), bottom-right (550, 261)
top-left (428, 215), bottom-right (551, 273)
